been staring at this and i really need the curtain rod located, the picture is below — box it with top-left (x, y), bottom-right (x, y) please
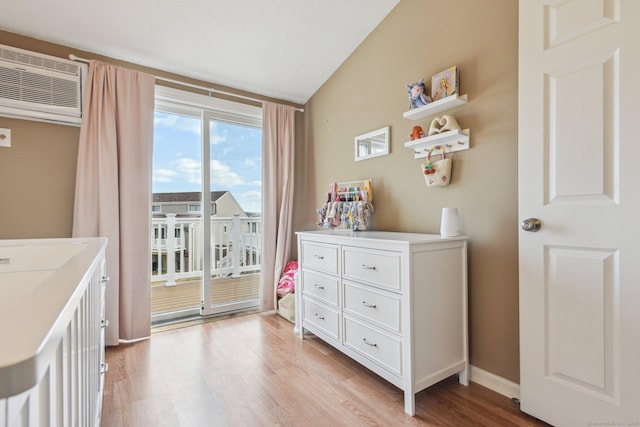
top-left (68, 54), bottom-right (304, 112)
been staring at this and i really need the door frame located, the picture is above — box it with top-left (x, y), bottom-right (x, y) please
top-left (152, 86), bottom-right (263, 323)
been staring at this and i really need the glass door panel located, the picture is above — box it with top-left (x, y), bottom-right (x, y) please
top-left (202, 116), bottom-right (262, 315)
top-left (151, 109), bottom-right (204, 324)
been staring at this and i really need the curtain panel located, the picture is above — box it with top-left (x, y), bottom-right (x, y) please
top-left (72, 60), bottom-right (155, 345)
top-left (261, 102), bottom-right (296, 311)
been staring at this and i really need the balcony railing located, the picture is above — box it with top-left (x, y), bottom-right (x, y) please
top-left (151, 214), bottom-right (261, 286)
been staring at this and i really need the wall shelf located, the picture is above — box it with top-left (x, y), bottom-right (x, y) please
top-left (404, 129), bottom-right (470, 159)
top-left (403, 94), bottom-right (468, 120)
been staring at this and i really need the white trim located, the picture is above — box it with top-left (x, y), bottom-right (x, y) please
top-left (155, 85), bottom-right (262, 127)
top-left (469, 365), bottom-right (520, 400)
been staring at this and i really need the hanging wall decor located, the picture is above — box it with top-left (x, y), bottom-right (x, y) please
top-left (422, 146), bottom-right (452, 187)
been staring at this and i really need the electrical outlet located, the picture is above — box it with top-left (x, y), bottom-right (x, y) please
top-left (0, 128), bottom-right (10, 147)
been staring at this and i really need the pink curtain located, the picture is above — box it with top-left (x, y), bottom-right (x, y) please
top-left (72, 60), bottom-right (155, 345)
top-left (261, 102), bottom-right (296, 310)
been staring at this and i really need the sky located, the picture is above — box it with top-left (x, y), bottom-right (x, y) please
top-left (152, 111), bottom-right (262, 213)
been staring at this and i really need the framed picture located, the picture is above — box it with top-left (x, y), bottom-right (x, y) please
top-left (431, 66), bottom-right (459, 101)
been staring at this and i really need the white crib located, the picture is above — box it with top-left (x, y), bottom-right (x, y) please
top-left (0, 238), bottom-right (108, 427)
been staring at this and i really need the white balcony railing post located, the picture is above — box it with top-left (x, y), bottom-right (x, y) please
top-left (231, 214), bottom-right (241, 277)
top-left (166, 214), bottom-right (177, 286)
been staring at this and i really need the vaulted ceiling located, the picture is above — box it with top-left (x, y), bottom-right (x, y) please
top-left (0, 0), bottom-right (400, 104)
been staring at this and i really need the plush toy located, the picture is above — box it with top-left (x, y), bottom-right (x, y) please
top-left (409, 125), bottom-right (425, 140)
top-left (407, 78), bottom-right (432, 109)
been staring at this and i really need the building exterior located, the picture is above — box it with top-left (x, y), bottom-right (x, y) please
top-left (152, 191), bottom-right (246, 218)
top-left (151, 191), bottom-right (261, 283)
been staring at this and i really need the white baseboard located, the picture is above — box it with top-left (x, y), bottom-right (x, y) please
top-left (469, 365), bottom-right (520, 400)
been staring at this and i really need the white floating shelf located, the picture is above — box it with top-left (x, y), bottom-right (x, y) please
top-left (404, 129), bottom-right (470, 159)
top-left (402, 94), bottom-right (469, 120)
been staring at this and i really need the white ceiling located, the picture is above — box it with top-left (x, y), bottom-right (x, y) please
top-left (0, 0), bottom-right (400, 105)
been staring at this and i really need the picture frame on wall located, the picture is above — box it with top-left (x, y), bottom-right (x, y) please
top-left (431, 66), bottom-right (459, 101)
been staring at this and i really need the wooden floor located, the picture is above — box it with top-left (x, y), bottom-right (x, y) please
top-left (101, 312), bottom-right (550, 427)
top-left (151, 273), bottom-right (260, 315)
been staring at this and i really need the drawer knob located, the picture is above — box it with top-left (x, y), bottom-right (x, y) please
top-left (361, 337), bottom-right (377, 347)
top-left (313, 254), bottom-right (325, 260)
top-left (314, 283), bottom-right (325, 290)
top-left (313, 312), bottom-right (325, 320)
top-left (360, 264), bottom-right (376, 270)
top-left (361, 300), bottom-right (377, 309)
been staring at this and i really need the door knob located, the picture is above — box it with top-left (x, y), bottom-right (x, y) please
top-left (521, 218), bottom-right (542, 232)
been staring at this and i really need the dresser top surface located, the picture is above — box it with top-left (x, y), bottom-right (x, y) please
top-left (296, 229), bottom-right (467, 244)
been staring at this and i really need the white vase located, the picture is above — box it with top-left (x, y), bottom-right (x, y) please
top-left (440, 207), bottom-right (461, 237)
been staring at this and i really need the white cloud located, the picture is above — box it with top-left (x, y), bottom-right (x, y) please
top-left (248, 180), bottom-right (262, 187)
top-left (154, 113), bottom-right (200, 135)
top-left (210, 122), bottom-right (226, 145)
top-left (241, 190), bottom-right (262, 200)
top-left (156, 157), bottom-right (246, 189)
top-left (176, 157), bottom-right (201, 185)
top-left (153, 168), bottom-right (177, 183)
top-left (210, 159), bottom-right (244, 187)
top-left (243, 201), bottom-right (262, 213)
top-left (211, 133), bottom-right (226, 145)
top-left (243, 157), bottom-right (259, 168)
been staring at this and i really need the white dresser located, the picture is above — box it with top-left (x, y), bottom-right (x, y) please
top-left (295, 230), bottom-right (468, 415)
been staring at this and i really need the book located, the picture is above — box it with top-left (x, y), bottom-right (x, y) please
top-left (431, 66), bottom-right (459, 101)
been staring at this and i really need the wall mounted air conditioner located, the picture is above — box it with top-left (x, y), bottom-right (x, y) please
top-left (0, 44), bottom-right (88, 126)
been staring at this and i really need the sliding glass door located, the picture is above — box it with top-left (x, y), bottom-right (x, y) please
top-left (151, 106), bottom-right (203, 323)
top-left (151, 87), bottom-right (262, 324)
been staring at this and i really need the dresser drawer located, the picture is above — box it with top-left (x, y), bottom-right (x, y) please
top-left (343, 315), bottom-right (402, 376)
top-left (302, 269), bottom-right (339, 306)
top-left (343, 281), bottom-right (401, 333)
top-left (343, 246), bottom-right (401, 292)
top-left (303, 298), bottom-right (340, 341)
top-left (301, 241), bottom-right (339, 275)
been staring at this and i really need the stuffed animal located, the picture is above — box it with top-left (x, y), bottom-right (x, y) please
top-left (409, 125), bottom-right (425, 140)
top-left (407, 78), bottom-right (432, 109)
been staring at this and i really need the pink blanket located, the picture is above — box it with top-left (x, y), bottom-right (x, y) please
top-left (276, 260), bottom-right (298, 298)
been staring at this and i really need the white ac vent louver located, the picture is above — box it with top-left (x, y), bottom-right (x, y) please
top-left (0, 44), bottom-right (88, 126)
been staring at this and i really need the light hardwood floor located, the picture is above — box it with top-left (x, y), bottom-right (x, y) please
top-left (101, 312), bottom-right (549, 427)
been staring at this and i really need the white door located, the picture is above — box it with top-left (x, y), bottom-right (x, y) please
top-left (518, 1), bottom-right (640, 426)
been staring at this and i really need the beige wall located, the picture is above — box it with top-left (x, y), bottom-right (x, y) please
top-left (297, 0), bottom-right (520, 382)
top-left (0, 116), bottom-right (79, 238)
